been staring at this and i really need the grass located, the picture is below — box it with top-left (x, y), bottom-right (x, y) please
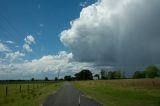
top-left (73, 79), bottom-right (160, 106)
top-left (0, 82), bottom-right (62, 106)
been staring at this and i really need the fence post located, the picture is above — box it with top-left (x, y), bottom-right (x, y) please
top-left (6, 86), bottom-right (8, 96)
top-left (27, 84), bottom-right (29, 92)
top-left (20, 85), bottom-right (21, 93)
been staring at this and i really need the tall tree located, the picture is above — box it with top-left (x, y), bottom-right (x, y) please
top-left (101, 69), bottom-right (107, 79)
top-left (107, 71), bottom-right (113, 79)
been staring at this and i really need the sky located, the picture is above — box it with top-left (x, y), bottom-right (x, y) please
top-left (0, 0), bottom-right (160, 79)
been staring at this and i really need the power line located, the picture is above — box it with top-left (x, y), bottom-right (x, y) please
top-left (0, 15), bottom-right (22, 44)
top-left (0, 14), bottom-right (23, 40)
top-left (0, 13), bottom-right (42, 59)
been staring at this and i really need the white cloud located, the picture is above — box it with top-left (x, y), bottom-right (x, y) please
top-left (60, 0), bottom-right (160, 67)
top-left (80, 1), bottom-right (88, 7)
top-left (0, 43), bottom-right (10, 52)
top-left (0, 58), bottom-right (5, 63)
top-left (6, 41), bottom-right (15, 44)
top-left (24, 35), bottom-right (35, 45)
top-left (0, 51), bottom-right (94, 79)
top-left (23, 35), bottom-right (35, 52)
top-left (6, 51), bottom-right (25, 61)
top-left (23, 44), bottom-right (32, 52)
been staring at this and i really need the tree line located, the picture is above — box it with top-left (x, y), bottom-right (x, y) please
top-left (100, 69), bottom-right (126, 80)
top-left (100, 65), bottom-right (160, 80)
top-left (132, 65), bottom-right (160, 79)
top-left (64, 70), bottom-right (93, 81)
top-left (63, 65), bottom-right (160, 81)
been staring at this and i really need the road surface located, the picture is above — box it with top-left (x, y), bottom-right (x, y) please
top-left (43, 82), bottom-right (102, 106)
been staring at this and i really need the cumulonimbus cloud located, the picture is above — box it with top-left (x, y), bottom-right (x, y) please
top-left (60, 0), bottom-right (160, 68)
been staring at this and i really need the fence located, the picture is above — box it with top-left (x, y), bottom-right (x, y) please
top-left (0, 81), bottom-right (57, 97)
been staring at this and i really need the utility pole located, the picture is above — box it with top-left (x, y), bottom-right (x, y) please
top-left (58, 68), bottom-right (60, 80)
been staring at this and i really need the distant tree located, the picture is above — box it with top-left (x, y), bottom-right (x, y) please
top-left (64, 76), bottom-right (72, 81)
top-left (59, 78), bottom-right (64, 81)
top-left (158, 69), bottom-right (160, 77)
top-left (144, 65), bottom-right (159, 78)
top-left (133, 71), bottom-right (145, 79)
top-left (94, 74), bottom-right (100, 80)
top-left (44, 77), bottom-right (49, 81)
top-left (55, 77), bottom-right (58, 81)
top-left (75, 69), bottom-right (93, 80)
top-left (112, 71), bottom-right (122, 79)
top-left (140, 71), bottom-right (145, 78)
top-left (101, 69), bottom-right (107, 79)
top-left (107, 71), bottom-right (113, 79)
top-left (31, 78), bottom-right (35, 81)
top-left (121, 71), bottom-right (126, 79)
top-left (71, 77), bottom-right (76, 80)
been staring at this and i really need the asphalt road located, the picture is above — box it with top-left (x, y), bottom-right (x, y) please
top-left (43, 82), bottom-right (102, 106)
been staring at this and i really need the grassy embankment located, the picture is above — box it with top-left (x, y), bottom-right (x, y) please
top-left (73, 79), bottom-right (160, 106)
top-left (0, 82), bottom-right (62, 106)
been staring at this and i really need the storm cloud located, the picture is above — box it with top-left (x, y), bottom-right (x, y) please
top-left (60, 0), bottom-right (160, 68)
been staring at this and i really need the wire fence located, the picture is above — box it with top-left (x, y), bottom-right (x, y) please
top-left (0, 81), bottom-right (57, 97)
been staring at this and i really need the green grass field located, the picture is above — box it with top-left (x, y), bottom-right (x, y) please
top-left (73, 79), bottom-right (160, 106)
top-left (0, 82), bottom-right (62, 106)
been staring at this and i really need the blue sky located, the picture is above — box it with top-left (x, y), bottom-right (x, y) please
top-left (0, 0), bottom-right (96, 60)
top-left (0, 0), bottom-right (98, 79)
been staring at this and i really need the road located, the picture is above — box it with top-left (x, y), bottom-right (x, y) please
top-left (43, 82), bottom-right (102, 106)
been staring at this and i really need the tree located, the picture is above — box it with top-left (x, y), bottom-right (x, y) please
top-left (112, 71), bottom-right (122, 79)
top-left (55, 77), bottom-right (58, 81)
top-left (144, 65), bottom-right (159, 78)
top-left (94, 74), bottom-right (100, 80)
top-left (132, 71), bottom-right (145, 79)
top-left (64, 76), bottom-right (72, 81)
top-left (75, 69), bottom-right (93, 80)
top-left (158, 69), bottom-right (160, 77)
top-left (44, 77), bottom-right (49, 81)
top-left (107, 71), bottom-right (113, 79)
top-left (31, 78), bottom-right (35, 81)
top-left (121, 70), bottom-right (126, 79)
top-left (101, 69), bottom-right (107, 79)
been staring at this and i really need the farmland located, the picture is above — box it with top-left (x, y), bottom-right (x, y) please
top-left (73, 79), bottom-right (160, 106)
top-left (0, 81), bottom-right (62, 106)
